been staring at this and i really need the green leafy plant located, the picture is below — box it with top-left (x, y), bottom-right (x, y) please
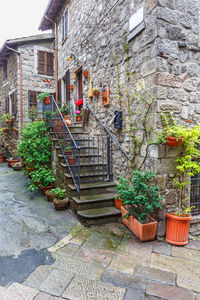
top-left (2, 113), bottom-right (12, 123)
top-left (37, 92), bottom-right (50, 102)
top-left (28, 166), bottom-right (55, 191)
top-left (18, 121), bottom-right (51, 169)
top-left (115, 170), bottom-right (163, 223)
top-left (161, 112), bottom-right (184, 140)
top-left (93, 88), bottom-right (99, 92)
top-left (28, 106), bottom-right (39, 122)
top-left (51, 187), bottom-right (66, 199)
top-left (44, 110), bottom-right (56, 120)
top-left (61, 104), bottom-right (70, 115)
top-left (74, 110), bottom-right (82, 118)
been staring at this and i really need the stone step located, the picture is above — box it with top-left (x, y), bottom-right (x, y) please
top-left (60, 162), bottom-right (107, 174)
top-left (58, 154), bottom-right (104, 165)
top-left (72, 193), bottom-right (115, 211)
top-left (64, 172), bottom-right (107, 185)
top-left (68, 181), bottom-right (116, 196)
top-left (77, 207), bottom-right (121, 226)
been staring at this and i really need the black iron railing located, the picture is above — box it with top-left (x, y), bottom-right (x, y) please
top-left (86, 104), bottom-right (130, 160)
top-left (43, 96), bottom-right (113, 198)
top-left (190, 174), bottom-right (200, 215)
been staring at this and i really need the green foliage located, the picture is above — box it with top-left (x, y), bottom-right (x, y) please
top-left (28, 106), bottom-right (39, 122)
top-left (2, 113), bottom-right (12, 123)
top-left (60, 104), bottom-right (70, 115)
top-left (37, 92), bottom-right (50, 102)
top-left (161, 112), bottom-right (185, 139)
top-left (51, 187), bottom-right (66, 199)
top-left (18, 121), bottom-right (51, 169)
top-left (93, 88), bottom-right (99, 91)
top-left (28, 166), bottom-right (55, 191)
top-left (44, 110), bottom-right (56, 121)
top-left (115, 170), bottom-right (163, 223)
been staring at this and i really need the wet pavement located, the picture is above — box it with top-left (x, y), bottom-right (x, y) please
top-left (1, 163), bottom-right (200, 300)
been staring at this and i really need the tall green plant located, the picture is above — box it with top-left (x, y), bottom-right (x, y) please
top-left (115, 170), bottom-right (163, 223)
top-left (18, 121), bottom-right (51, 168)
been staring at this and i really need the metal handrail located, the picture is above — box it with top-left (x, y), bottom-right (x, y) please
top-left (86, 104), bottom-right (130, 160)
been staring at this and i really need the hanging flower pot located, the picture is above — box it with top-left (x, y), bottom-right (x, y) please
top-left (83, 70), bottom-right (89, 78)
top-left (69, 85), bottom-right (74, 91)
top-left (93, 89), bottom-right (99, 97)
top-left (166, 213), bottom-right (192, 245)
top-left (43, 97), bottom-right (51, 105)
top-left (166, 137), bottom-right (183, 147)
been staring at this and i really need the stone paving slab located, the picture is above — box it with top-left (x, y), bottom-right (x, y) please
top-left (172, 246), bottom-right (200, 263)
top-left (52, 253), bottom-right (104, 280)
top-left (33, 292), bottom-right (64, 300)
top-left (134, 265), bottom-right (176, 285)
top-left (108, 253), bottom-right (137, 274)
top-left (7, 283), bottom-right (38, 300)
top-left (101, 268), bottom-right (147, 291)
top-left (0, 286), bottom-right (25, 300)
top-left (124, 289), bottom-right (145, 300)
top-left (153, 242), bottom-right (172, 256)
top-left (186, 239), bottom-right (200, 251)
top-left (146, 281), bottom-right (195, 300)
top-left (39, 269), bottom-right (74, 297)
top-left (23, 265), bottom-right (52, 289)
top-left (56, 243), bottom-right (80, 257)
top-left (62, 275), bottom-right (125, 300)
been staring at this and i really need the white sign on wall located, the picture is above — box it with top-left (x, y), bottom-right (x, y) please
top-left (129, 7), bottom-right (144, 32)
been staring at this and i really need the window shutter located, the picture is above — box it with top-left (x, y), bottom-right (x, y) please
top-left (65, 9), bottom-right (68, 38)
top-left (58, 79), bottom-right (61, 108)
top-left (13, 92), bottom-right (17, 116)
top-left (65, 70), bottom-right (70, 104)
top-left (47, 52), bottom-right (54, 76)
top-left (28, 91), bottom-right (37, 107)
top-left (6, 96), bottom-right (9, 113)
top-left (38, 51), bottom-right (45, 74)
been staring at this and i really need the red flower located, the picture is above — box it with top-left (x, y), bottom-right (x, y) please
top-left (46, 79), bottom-right (50, 84)
top-left (75, 99), bottom-right (83, 106)
top-left (185, 120), bottom-right (192, 123)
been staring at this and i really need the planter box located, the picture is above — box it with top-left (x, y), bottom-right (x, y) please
top-left (166, 213), bottom-right (191, 245)
top-left (121, 206), bottom-right (157, 242)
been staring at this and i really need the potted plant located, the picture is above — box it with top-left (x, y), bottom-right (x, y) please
top-left (28, 106), bottom-right (39, 122)
top-left (165, 121), bottom-right (200, 245)
top-left (68, 156), bottom-right (74, 165)
top-left (74, 110), bottom-right (82, 122)
top-left (115, 170), bottom-right (163, 242)
top-left (83, 70), bottom-right (89, 78)
top-left (102, 87), bottom-right (109, 106)
top-left (60, 104), bottom-right (71, 117)
top-left (161, 112), bottom-right (183, 147)
top-left (64, 144), bottom-right (72, 156)
top-left (93, 88), bottom-right (99, 97)
top-left (114, 196), bottom-right (123, 210)
top-left (2, 113), bottom-right (13, 124)
top-left (44, 111), bottom-right (56, 123)
top-left (52, 187), bottom-right (69, 210)
top-left (28, 166), bottom-right (55, 192)
top-left (37, 92), bottom-right (51, 105)
top-left (69, 84), bottom-right (74, 91)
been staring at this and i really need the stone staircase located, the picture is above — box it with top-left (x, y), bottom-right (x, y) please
top-left (50, 122), bottom-right (121, 225)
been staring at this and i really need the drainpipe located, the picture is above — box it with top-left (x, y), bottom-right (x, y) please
top-left (45, 15), bottom-right (58, 104)
top-left (6, 46), bottom-right (23, 128)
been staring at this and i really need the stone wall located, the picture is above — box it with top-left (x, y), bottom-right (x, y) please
top-left (56, 0), bottom-right (200, 236)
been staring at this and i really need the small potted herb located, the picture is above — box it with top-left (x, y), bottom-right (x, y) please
top-left (64, 144), bottom-right (72, 156)
top-left (161, 112), bottom-right (183, 147)
top-left (37, 92), bottom-right (51, 105)
top-left (61, 104), bottom-right (71, 117)
top-left (52, 187), bottom-right (69, 210)
top-left (74, 110), bottom-right (82, 122)
top-left (93, 88), bottom-right (99, 97)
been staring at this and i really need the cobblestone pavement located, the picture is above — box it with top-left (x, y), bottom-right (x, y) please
top-left (1, 163), bottom-right (200, 300)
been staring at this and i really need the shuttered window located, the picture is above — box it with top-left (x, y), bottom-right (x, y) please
top-left (11, 92), bottom-right (17, 117)
top-left (62, 9), bottom-right (68, 41)
top-left (38, 51), bottom-right (54, 76)
top-left (6, 96), bottom-right (9, 113)
top-left (28, 91), bottom-right (38, 107)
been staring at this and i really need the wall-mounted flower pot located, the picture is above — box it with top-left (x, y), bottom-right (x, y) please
top-left (121, 206), bottom-right (158, 242)
top-left (83, 70), bottom-right (89, 78)
top-left (65, 150), bottom-right (72, 156)
top-left (166, 137), bottom-right (183, 147)
top-left (115, 198), bottom-right (123, 210)
top-left (102, 87), bottom-right (109, 106)
top-left (69, 85), bottom-right (74, 91)
top-left (13, 128), bottom-right (18, 134)
top-left (7, 159), bottom-right (18, 168)
top-left (43, 97), bottom-right (51, 105)
top-left (76, 116), bottom-right (82, 122)
top-left (93, 90), bottom-right (99, 97)
top-left (166, 213), bottom-right (192, 245)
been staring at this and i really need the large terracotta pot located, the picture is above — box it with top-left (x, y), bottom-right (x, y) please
top-left (115, 198), bottom-right (123, 210)
top-left (166, 137), bottom-right (183, 147)
top-left (7, 159), bottom-right (18, 168)
top-left (76, 116), bottom-right (82, 122)
top-left (0, 156), bottom-right (4, 163)
top-left (121, 206), bottom-right (158, 242)
top-left (166, 213), bottom-right (192, 245)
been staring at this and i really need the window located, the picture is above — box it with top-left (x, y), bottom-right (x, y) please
top-left (3, 61), bottom-right (7, 82)
top-left (10, 92), bottom-right (17, 117)
top-left (28, 91), bottom-right (43, 113)
top-left (62, 8), bottom-right (68, 41)
top-left (38, 51), bottom-right (54, 76)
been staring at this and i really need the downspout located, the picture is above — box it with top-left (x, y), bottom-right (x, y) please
top-left (6, 46), bottom-right (23, 128)
top-left (45, 15), bottom-right (58, 104)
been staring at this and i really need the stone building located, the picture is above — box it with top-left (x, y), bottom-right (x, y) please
top-left (0, 33), bottom-right (55, 130)
top-left (39, 0), bottom-right (200, 235)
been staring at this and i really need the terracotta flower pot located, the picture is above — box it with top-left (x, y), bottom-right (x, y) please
top-left (166, 137), bottom-right (183, 148)
top-left (166, 213), bottom-right (192, 245)
top-left (65, 150), bottom-right (72, 156)
top-left (115, 198), bottom-right (123, 210)
top-left (76, 116), bottom-right (82, 122)
top-left (45, 190), bottom-right (54, 202)
top-left (93, 90), bottom-right (99, 97)
top-left (64, 118), bottom-right (72, 126)
top-left (68, 156), bottom-right (74, 165)
top-left (43, 97), bottom-right (51, 105)
top-left (7, 159), bottom-right (18, 168)
top-left (0, 156), bottom-right (4, 163)
top-left (41, 185), bottom-right (53, 194)
top-left (102, 91), bottom-right (107, 101)
top-left (121, 206), bottom-right (158, 242)
top-left (69, 85), bottom-right (74, 91)
top-left (13, 128), bottom-right (18, 134)
top-left (7, 119), bottom-right (13, 124)
top-left (83, 70), bottom-right (89, 78)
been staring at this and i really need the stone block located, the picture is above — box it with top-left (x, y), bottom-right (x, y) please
top-left (172, 246), bottom-right (200, 263)
top-left (39, 269), bottom-right (73, 297)
top-left (34, 292), bottom-right (63, 300)
top-left (0, 286), bottom-right (25, 300)
top-left (146, 0), bottom-right (157, 12)
top-left (153, 241), bottom-right (172, 256)
top-left (153, 175), bottom-right (167, 190)
top-left (8, 283), bottom-right (38, 300)
top-left (149, 145), bottom-right (166, 159)
top-left (109, 254), bottom-right (137, 274)
top-left (180, 13), bottom-right (193, 28)
top-left (56, 243), bottom-right (80, 257)
top-left (124, 289), bottom-right (145, 300)
top-left (165, 190), bottom-right (178, 205)
top-left (156, 73), bottom-right (181, 88)
top-left (146, 281), bottom-right (195, 300)
top-left (157, 220), bottom-right (166, 237)
top-left (141, 23), bottom-right (158, 47)
top-left (134, 264), bottom-right (176, 285)
top-left (62, 275), bottom-right (125, 300)
top-left (158, 7), bottom-right (179, 24)
top-left (101, 269), bottom-right (147, 291)
top-left (24, 265), bottom-right (52, 289)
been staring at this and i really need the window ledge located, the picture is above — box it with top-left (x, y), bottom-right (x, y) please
top-left (191, 215), bottom-right (200, 224)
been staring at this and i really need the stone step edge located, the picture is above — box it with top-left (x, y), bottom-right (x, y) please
top-left (73, 193), bottom-right (114, 204)
top-left (77, 207), bottom-right (121, 219)
top-left (60, 162), bottom-right (106, 168)
top-left (68, 181), bottom-right (116, 191)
